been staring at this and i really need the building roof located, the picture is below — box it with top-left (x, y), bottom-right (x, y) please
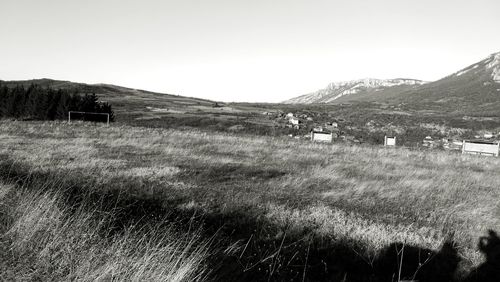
top-left (464, 139), bottom-right (499, 144)
top-left (311, 130), bottom-right (332, 134)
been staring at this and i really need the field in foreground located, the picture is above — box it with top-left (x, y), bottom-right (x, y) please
top-left (0, 120), bottom-right (499, 281)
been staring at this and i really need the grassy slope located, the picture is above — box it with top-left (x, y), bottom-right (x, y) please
top-left (0, 78), bottom-right (280, 134)
top-left (1, 120), bottom-right (499, 280)
top-left (0, 78), bottom-right (220, 118)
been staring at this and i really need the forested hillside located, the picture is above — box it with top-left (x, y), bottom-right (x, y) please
top-left (0, 84), bottom-right (114, 122)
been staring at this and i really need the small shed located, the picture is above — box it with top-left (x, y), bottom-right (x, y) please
top-left (462, 140), bottom-right (500, 157)
top-left (384, 136), bottom-right (396, 146)
top-left (311, 131), bottom-right (333, 143)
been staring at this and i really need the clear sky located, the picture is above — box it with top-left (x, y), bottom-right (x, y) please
top-left (1, 0), bottom-right (499, 102)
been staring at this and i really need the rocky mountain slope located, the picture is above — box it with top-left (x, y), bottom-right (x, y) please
top-left (397, 52), bottom-right (500, 110)
top-left (285, 78), bottom-right (426, 104)
top-left (285, 51), bottom-right (500, 109)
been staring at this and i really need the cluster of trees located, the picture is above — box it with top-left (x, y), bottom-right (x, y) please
top-left (0, 84), bottom-right (114, 122)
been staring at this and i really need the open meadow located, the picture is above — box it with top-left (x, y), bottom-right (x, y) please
top-left (1, 120), bottom-right (499, 281)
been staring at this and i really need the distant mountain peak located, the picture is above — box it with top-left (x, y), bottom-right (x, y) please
top-left (451, 51), bottom-right (500, 82)
top-left (284, 78), bottom-right (426, 104)
top-left (328, 78), bottom-right (424, 88)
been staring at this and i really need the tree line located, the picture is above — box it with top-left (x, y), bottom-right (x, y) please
top-left (0, 84), bottom-right (114, 122)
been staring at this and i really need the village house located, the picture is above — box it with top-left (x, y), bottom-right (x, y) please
top-left (326, 122), bottom-right (338, 128)
top-left (289, 117), bottom-right (300, 125)
top-left (442, 139), bottom-right (462, 151)
top-left (483, 132), bottom-right (494, 139)
top-left (422, 136), bottom-right (434, 148)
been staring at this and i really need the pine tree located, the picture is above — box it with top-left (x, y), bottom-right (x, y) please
top-left (81, 93), bottom-right (98, 113)
top-left (8, 85), bottom-right (26, 118)
top-left (69, 93), bottom-right (82, 112)
top-left (56, 91), bottom-right (71, 120)
top-left (46, 89), bottom-right (61, 120)
top-left (100, 102), bottom-right (115, 122)
top-left (32, 87), bottom-right (49, 119)
top-left (0, 85), bottom-right (9, 117)
top-left (23, 84), bottom-right (38, 119)
top-left (0, 84), bottom-right (114, 122)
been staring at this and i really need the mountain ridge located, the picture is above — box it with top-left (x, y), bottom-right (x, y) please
top-left (284, 51), bottom-right (500, 106)
top-left (0, 78), bottom-right (184, 98)
top-left (285, 78), bottom-right (427, 104)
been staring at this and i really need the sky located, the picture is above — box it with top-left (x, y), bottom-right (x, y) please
top-left (1, 0), bottom-right (499, 102)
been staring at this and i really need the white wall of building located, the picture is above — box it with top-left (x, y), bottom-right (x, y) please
top-left (462, 141), bottom-right (499, 156)
top-left (312, 132), bottom-right (332, 143)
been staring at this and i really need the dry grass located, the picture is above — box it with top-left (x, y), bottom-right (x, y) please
top-left (0, 181), bottom-right (210, 281)
top-left (1, 120), bottom-right (499, 280)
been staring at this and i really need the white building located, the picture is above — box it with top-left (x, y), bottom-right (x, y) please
top-left (384, 136), bottom-right (396, 146)
top-left (484, 132), bottom-right (494, 139)
top-left (311, 131), bottom-right (333, 143)
top-left (462, 140), bottom-right (500, 157)
top-left (289, 117), bottom-right (300, 125)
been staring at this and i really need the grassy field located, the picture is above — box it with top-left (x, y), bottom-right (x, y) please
top-left (1, 120), bottom-right (499, 281)
top-left (0, 183), bottom-right (210, 281)
top-left (4, 79), bottom-right (500, 146)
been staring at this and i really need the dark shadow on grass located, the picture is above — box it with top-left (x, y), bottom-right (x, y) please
top-left (464, 230), bottom-right (500, 282)
top-left (1, 159), bottom-right (498, 281)
top-left (178, 162), bottom-right (286, 184)
top-left (374, 240), bottom-right (460, 282)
